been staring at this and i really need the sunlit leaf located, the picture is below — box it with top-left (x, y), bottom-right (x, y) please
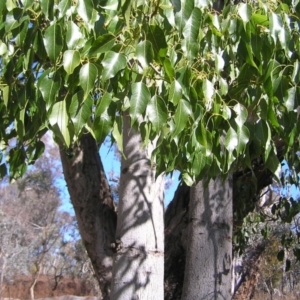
top-left (174, 0), bottom-right (194, 33)
top-left (236, 126), bottom-right (250, 155)
top-left (238, 3), bottom-right (252, 23)
top-left (41, 0), bottom-right (54, 20)
top-left (136, 40), bottom-right (154, 68)
top-left (43, 24), bottom-right (63, 63)
top-left (269, 12), bottom-right (283, 42)
top-left (38, 71), bottom-right (61, 105)
top-left (77, 0), bottom-right (94, 25)
top-left (89, 34), bottom-right (115, 56)
top-left (203, 79), bottom-right (214, 110)
top-left (100, 0), bottom-right (118, 10)
top-left (233, 103), bottom-right (248, 127)
top-left (284, 87), bottom-right (296, 112)
top-left (66, 21), bottom-right (84, 49)
top-left (147, 96), bottom-right (168, 131)
top-left (130, 82), bottom-right (151, 124)
top-left (102, 51), bottom-right (126, 81)
top-left (182, 8), bottom-right (201, 59)
top-left (63, 50), bottom-right (80, 74)
top-left (95, 92), bottom-right (112, 117)
top-left (79, 63), bottom-right (98, 99)
top-left (224, 127), bottom-right (238, 152)
top-left (48, 100), bottom-right (70, 147)
top-left (172, 99), bottom-right (191, 137)
top-left (69, 93), bottom-right (93, 136)
top-left (168, 80), bottom-right (182, 105)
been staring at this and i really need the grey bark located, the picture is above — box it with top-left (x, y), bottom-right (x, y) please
top-left (164, 183), bottom-right (190, 300)
top-left (59, 133), bottom-right (117, 299)
top-left (110, 114), bottom-right (165, 300)
top-left (181, 177), bottom-right (233, 300)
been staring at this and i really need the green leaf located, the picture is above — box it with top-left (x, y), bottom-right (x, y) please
top-left (168, 80), bottom-right (182, 105)
top-left (136, 40), bottom-right (154, 68)
top-left (79, 63), bottom-right (98, 99)
top-left (219, 77), bottom-right (228, 95)
top-left (89, 34), bottom-right (115, 56)
top-left (284, 87), bottom-right (296, 112)
top-left (172, 99), bottom-right (191, 137)
top-left (38, 71), bottom-right (61, 105)
top-left (130, 82), bottom-right (151, 124)
top-left (16, 107), bottom-right (26, 140)
top-left (233, 103), bottom-right (248, 127)
top-left (238, 3), bottom-right (252, 23)
top-left (255, 120), bottom-right (271, 161)
top-left (66, 21), bottom-right (84, 50)
top-left (5, 8), bottom-right (28, 32)
top-left (252, 13), bottom-right (268, 26)
top-left (182, 8), bottom-right (201, 59)
top-left (236, 126), bottom-right (250, 155)
top-left (102, 51), bottom-right (127, 81)
top-left (174, 0), bottom-right (194, 33)
top-left (69, 92), bottom-right (93, 136)
top-left (58, 0), bottom-right (71, 16)
top-left (112, 117), bottom-right (123, 153)
top-left (278, 27), bottom-right (291, 54)
top-left (182, 172), bottom-right (194, 186)
top-left (265, 147), bottom-right (280, 174)
top-left (163, 58), bottom-right (174, 81)
top-left (77, 0), bottom-right (94, 25)
top-left (192, 151), bottom-right (211, 178)
top-left (49, 100), bottom-right (70, 147)
top-left (147, 96), bottom-right (168, 131)
top-left (215, 54), bottom-right (225, 74)
top-left (100, 0), bottom-right (118, 10)
top-left (147, 25), bottom-right (168, 59)
top-left (41, 0), bottom-right (54, 20)
top-left (203, 79), bottom-right (215, 110)
top-left (292, 60), bottom-right (300, 84)
top-left (1, 85), bottom-right (9, 107)
top-left (196, 122), bottom-right (212, 155)
top-left (14, 20), bottom-right (29, 47)
top-left (224, 127), bottom-right (238, 152)
top-left (0, 40), bottom-right (7, 55)
top-left (95, 92), bottom-right (112, 117)
top-left (269, 12), bottom-right (283, 42)
top-left (63, 50), bottom-right (80, 74)
top-left (93, 116), bottom-right (112, 143)
top-left (43, 24), bottom-right (63, 63)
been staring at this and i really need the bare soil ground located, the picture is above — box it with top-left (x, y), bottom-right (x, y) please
top-left (1, 275), bottom-right (99, 300)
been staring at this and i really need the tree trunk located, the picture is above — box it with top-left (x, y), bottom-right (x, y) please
top-left (59, 133), bottom-right (117, 299)
top-left (181, 177), bottom-right (233, 300)
top-left (110, 115), bottom-right (165, 300)
top-left (164, 183), bottom-right (190, 300)
top-left (29, 266), bottom-right (41, 300)
top-left (0, 255), bottom-right (6, 300)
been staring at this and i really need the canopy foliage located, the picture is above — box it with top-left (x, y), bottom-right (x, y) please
top-left (0, 0), bottom-right (300, 185)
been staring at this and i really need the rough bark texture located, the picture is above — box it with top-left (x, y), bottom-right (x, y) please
top-left (181, 177), bottom-right (233, 300)
top-left (59, 133), bottom-right (117, 300)
top-left (110, 115), bottom-right (164, 300)
top-left (164, 183), bottom-right (190, 300)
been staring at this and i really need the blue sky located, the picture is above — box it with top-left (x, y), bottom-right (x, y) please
top-left (57, 141), bottom-right (180, 214)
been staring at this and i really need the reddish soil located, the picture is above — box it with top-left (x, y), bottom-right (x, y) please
top-left (1, 275), bottom-right (99, 300)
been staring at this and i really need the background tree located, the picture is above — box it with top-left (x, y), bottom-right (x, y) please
top-left (0, 157), bottom-right (100, 299)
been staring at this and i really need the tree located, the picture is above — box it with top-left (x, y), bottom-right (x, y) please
top-left (1, 0), bottom-right (300, 299)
